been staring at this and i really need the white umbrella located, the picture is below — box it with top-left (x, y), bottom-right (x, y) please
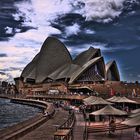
top-left (129, 112), bottom-right (140, 118)
top-left (107, 96), bottom-right (121, 102)
top-left (89, 97), bottom-right (113, 105)
top-left (107, 96), bottom-right (117, 101)
top-left (122, 115), bottom-right (140, 126)
top-left (107, 96), bottom-right (137, 104)
top-left (84, 96), bottom-right (112, 105)
top-left (90, 105), bottom-right (127, 134)
top-left (90, 105), bottom-right (127, 116)
top-left (131, 108), bottom-right (140, 114)
top-left (83, 96), bottom-right (96, 105)
top-left (115, 97), bottom-right (138, 104)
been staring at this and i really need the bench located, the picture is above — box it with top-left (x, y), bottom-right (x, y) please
top-left (54, 129), bottom-right (72, 140)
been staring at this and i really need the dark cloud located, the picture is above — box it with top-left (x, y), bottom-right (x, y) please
top-left (0, 0), bottom-right (139, 82)
top-left (0, 72), bottom-right (6, 75)
top-left (0, 67), bottom-right (22, 72)
top-left (0, 53), bottom-right (7, 57)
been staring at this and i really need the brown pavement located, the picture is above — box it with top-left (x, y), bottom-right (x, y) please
top-left (87, 119), bottom-right (135, 140)
top-left (73, 112), bottom-right (85, 140)
top-left (18, 108), bottom-right (136, 140)
top-left (73, 112), bottom-right (135, 140)
top-left (18, 108), bottom-right (69, 140)
top-left (88, 127), bottom-right (135, 140)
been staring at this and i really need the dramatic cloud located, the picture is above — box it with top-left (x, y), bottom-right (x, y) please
top-left (0, 72), bottom-right (9, 81)
top-left (65, 23), bottom-right (80, 36)
top-left (0, 54), bottom-right (7, 57)
top-left (0, 0), bottom-right (139, 82)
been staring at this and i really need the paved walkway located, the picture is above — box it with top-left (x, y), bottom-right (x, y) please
top-left (18, 108), bottom-right (135, 140)
top-left (73, 112), bottom-right (85, 140)
top-left (87, 119), bottom-right (135, 140)
top-left (73, 112), bottom-right (135, 140)
top-left (18, 108), bottom-right (68, 140)
top-left (88, 127), bottom-right (134, 140)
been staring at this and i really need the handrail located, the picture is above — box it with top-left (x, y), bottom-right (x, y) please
top-left (54, 111), bottom-right (75, 140)
top-left (83, 117), bottom-right (88, 140)
top-left (58, 111), bottom-right (75, 129)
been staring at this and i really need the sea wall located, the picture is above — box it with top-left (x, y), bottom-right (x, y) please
top-left (0, 98), bottom-right (55, 140)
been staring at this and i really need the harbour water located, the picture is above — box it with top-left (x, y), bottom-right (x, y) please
top-left (0, 98), bottom-right (42, 130)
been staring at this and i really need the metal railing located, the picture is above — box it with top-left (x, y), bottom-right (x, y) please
top-left (83, 119), bottom-right (88, 140)
top-left (54, 111), bottom-right (76, 140)
top-left (59, 111), bottom-right (75, 129)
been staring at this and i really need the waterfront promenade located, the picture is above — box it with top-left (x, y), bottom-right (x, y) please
top-left (73, 112), bottom-right (135, 140)
top-left (3, 105), bottom-right (136, 140)
top-left (73, 112), bottom-right (85, 140)
top-left (0, 95), bottom-right (139, 140)
top-left (88, 127), bottom-right (134, 140)
top-left (19, 108), bottom-right (69, 140)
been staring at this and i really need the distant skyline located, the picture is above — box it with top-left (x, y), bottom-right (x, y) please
top-left (0, 0), bottom-right (140, 82)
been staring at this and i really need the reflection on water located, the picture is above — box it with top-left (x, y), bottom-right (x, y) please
top-left (0, 98), bottom-right (42, 129)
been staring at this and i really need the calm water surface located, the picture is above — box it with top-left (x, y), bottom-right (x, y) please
top-left (0, 98), bottom-right (42, 130)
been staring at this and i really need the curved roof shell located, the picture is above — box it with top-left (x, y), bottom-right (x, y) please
top-left (73, 47), bottom-right (101, 66)
top-left (35, 37), bottom-right (72, 83)
top-left (21, 37), bottom-right (72, 83)
top-left (21, 37), bottom-right (120, 84)
top-left (21, 53), bottom-right (39, 81)
top-left (48, 63), bottom-right (80, 80)
top-left (106, 60), bottom-right (120, 81)
top-left (69, 57), bottom-right (105, 84)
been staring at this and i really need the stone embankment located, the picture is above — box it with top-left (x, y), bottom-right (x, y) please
top-left (0, 98), bottom-right (55, 140)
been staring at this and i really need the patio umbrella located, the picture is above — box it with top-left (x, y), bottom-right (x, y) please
top-left (89, 97), bottom-right (113, 105)
top-left (83, 96), bottom-right (96, 102)
top-left (106, 96), bottom-right (121, 102)
top-left (131, 108), bottom-right (140, 114)
top-left (107, 96), bottom-right (137, 104)
top-left (115, 97), bottom-right (138, 104)
top-left (115, 97), bottom-right (138, 110)
top-left (106, 96), bottom-right (117, 101)
top-left (107, 96), bottom-right (138, 110)
top-left (129, 112), bottom-right (140, 118)
top-left (122, 115), bottom-right (140, 126)
top-left (90, 105), bottom-right (127, 116)
top-left (90, 105), bottom-right (127, 134)
top-left (83, 96), bottom-right (97, 105)
top-left (83, 97), bottom-right (112, 105)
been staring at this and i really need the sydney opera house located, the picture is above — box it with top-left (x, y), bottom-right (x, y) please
top-left (21, 37), bottom-right (120, 84)
top-left (15, 37), bottom-right (121, 94)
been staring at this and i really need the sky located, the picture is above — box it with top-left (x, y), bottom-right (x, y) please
top-left (0, 0), bottom-right (140, 82)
